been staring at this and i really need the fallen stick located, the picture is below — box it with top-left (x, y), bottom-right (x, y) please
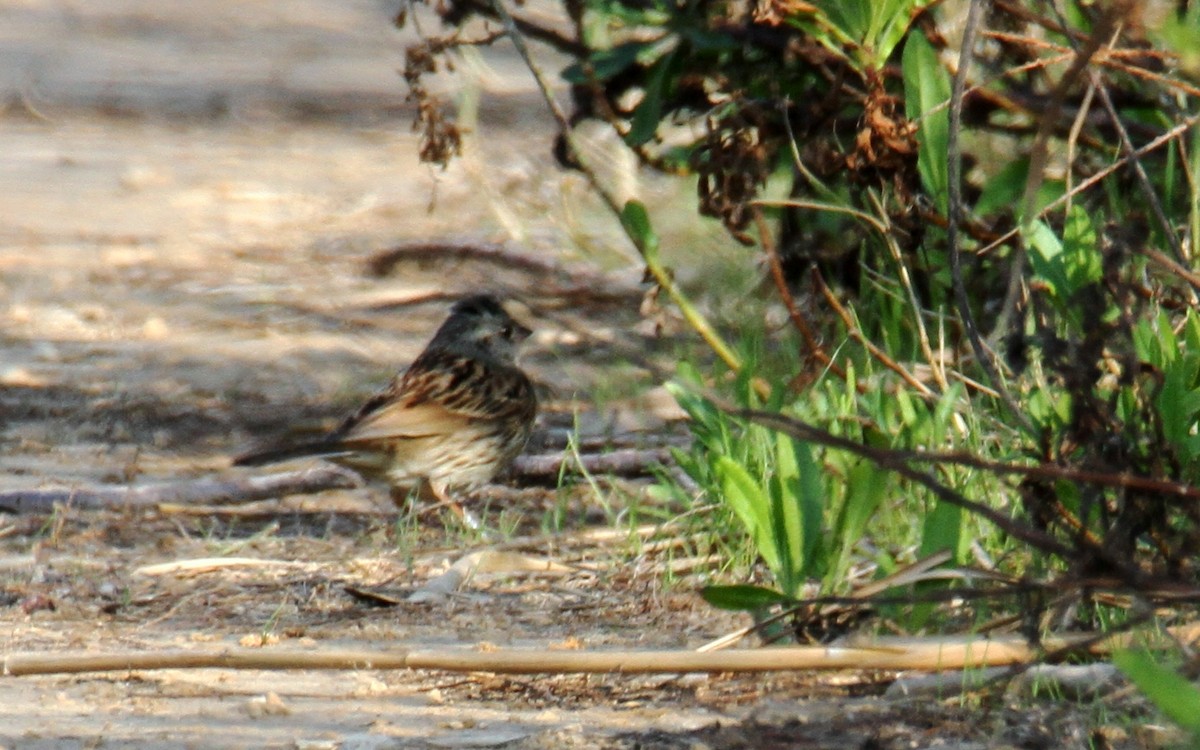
top-left (5, 623), bottom-right (1198, 677)
top-left (510, 448), bottom-right (674, 480)
top-left (365, 240), bottom-right (578, 279)
top-left (133, 557), bottom-right (316, 577)
top-left (529, 429), bottom-right (690, 453)
top-left (362, 241), bottom-right (643, 304)
top-left (0, 448), bottom-right (667, 515)
top-left (0, 467), bottom-right (359, 514)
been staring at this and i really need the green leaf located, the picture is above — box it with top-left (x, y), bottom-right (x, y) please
top-left (665, 379), bottom-right (728, 453)
top-left (716, 456), bottom-right (780, 573)
top-left (701, 584), bottom-right (793, 611)
top-left (837, 461), bottom-right (887, 545)
top-left (1024, 219), bottom-right (1071, 299)
top-left (902, 32), bottom-right (951, 213)
top-left (561, 41), bottom-right (657, 84)
top-left (833, 460), bottom-right (888, 580)
top-left (1185, 309), bottom-right (1200, 353)
top-left (974, 158), bottom-right (1065, 218)
top-left (1060, 204), bottom-right (1103, 291)
top-left (1133, 313), bottom-right (1177, 369)
top-left (1024, 208), bottom-right (1102, 330)
top-left (625, 49), bottom-right (677, 147)
top-left (868, 0), bottom-right (934, 65)
top-left (620, 200), bottom-right (660, 259)
top-left (811, 0), bottom-right (933, 67)
top-left (1113, 649), bottom-right (1200, 735)
top-left (920, 497), bottom-right (962, 561)
top-left (772, 433), bottom-right (805, 590)
top-left (895, 387), bottom-right (918, 428)
top-left (930, 382), bottom-right (965, 445)
top-left (580, 0), bottom-right (670, 30)
top-left (793, 437), bottom-right (825, 578)
top-left (1157, 353), bottom-right (1200, 462)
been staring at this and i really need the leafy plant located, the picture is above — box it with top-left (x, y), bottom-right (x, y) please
top-left (400, 0), bottom-right (1200, 652)
top-left (1113, 649), bottom-right (1200, 744)
top-left (668, 376), bottom-right (824, 600)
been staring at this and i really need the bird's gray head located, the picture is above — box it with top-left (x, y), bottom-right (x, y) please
top-left (430, 294), bottom-right (531, 363)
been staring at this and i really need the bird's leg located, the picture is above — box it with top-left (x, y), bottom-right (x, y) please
top-left (427, 481), bottom-right (483, 531)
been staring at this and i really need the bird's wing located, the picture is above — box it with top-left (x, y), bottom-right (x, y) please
top-left (333, 350), bottom-right (534, 443)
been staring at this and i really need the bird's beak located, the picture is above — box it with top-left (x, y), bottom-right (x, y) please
top-left (514, 322), bottom-right (533, 342)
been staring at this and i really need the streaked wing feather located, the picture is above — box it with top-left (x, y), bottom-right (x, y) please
top-left (339, 401), bottom-right (470, 443)
top-left (335, 349), bottom-right (533, 443)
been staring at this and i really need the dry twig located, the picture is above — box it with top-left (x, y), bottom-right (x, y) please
top-left (750, 204), bottom-right (842, 386)
top-left (364, 240), bottom-right (643, 304)
top-left (6, 622), bottom-right (1198, 677)
top-left (510, 448), bottom-right (674, 481)
top-left (0, 468), bottom-right (359, 514)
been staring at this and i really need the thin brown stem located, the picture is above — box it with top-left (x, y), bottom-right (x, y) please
top-left (751, 205), bottom-right (843, 386)
top-left (810, 268), bottom-right (928, 397)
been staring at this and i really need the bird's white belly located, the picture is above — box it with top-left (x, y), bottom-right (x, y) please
top-left (384, 426), bottom-right (503, 490)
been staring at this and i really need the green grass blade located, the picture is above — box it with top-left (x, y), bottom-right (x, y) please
top-left (902, 31), bottom-right (951, 213)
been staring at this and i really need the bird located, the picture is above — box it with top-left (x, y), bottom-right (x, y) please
top-left (233, 294), bottom-right (538, 518)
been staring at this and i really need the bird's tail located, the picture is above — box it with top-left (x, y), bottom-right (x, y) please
top-left (232, 441), bottom-right (350, 467)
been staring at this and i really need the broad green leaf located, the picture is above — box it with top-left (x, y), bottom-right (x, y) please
top-left (1185, 309), bottom-right (1200, 353)
top-left (868, 0), bottom-right (934, 65)
top-left (773, 432), bottom-right (805, 590)
top-left (701, 584), bottom-right (793, 611)
top-left (902, 32), bottom-right (951, 213)
top-left (921, 497), bottom-right (962, 561)
top-left (1113, 649), bottom-right (1200, 735)
top-left (664, 380), bottom-right (727, 453)
top-left (716, 456), bottom-right (780, 573)
top-left (1158, 308), bottom-right (1180, 364)
top-left (1025, 205), bottom-right (1100, 320)
top-left (833, 460), bottom-right (888, 581)
top-left (837, 461), bottom-right (887, 544)
top-left (794, 437), bottom-right (825, 578)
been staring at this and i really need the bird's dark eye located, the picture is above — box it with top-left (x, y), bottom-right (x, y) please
top-left (500, 325), bottom-right (513, 339)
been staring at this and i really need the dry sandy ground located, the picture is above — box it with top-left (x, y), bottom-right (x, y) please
top-left (0, 2), bottom-right (1152, 748)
